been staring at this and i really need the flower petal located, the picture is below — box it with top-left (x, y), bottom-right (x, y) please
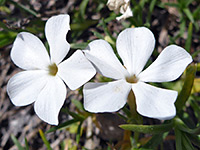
top-left (45, 14), bottom-right (70, 64)
top-left (34, 76), bottom-right (67, 125)
top-left (57, 50), bottom-right (96, 90)
top-left (132, 82), bottom-right (177, 120)
top-left (7, 70), bottom-right (48, 106)
top-left (138, 45), bottom-right (193, 82)
top-left (84, 39), bottom-right (129, 79)
top-left (11, 32), bottom-right (50, 70)
top-left (83, 79), bottom-right (131, 112)
top-left (116, 2), bottom-right (133, 20)
top-left (116, 27), bottom-right (155, 75)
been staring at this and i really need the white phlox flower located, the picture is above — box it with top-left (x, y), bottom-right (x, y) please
top-left (83, 27), bottom-right (193, 120)
top-left (107, 0), bottom-right (133, 21)
top-left (7, 14), bottom-right (96, 125)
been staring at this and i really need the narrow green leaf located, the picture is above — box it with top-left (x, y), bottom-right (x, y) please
top-left (92, 30), bottom-right (104, 39)
top-left (175, 118), bottom-right (200, 135)
top-left (175, 64), bottom-right (196, 112)
top-left (70, 20), bottom-right (98, 31)
top-left (8, 0), bottom-right (39, 17)
top-left (46, 119), bottom-right (79, 133)
top-left (0, 31), bottom-right (17, 48)
top-left (100, 19), bottom-right (116, 43)
top-left (143, 133), bottom-right (168, 149)
top-left (76, 121), bottom-right (83, 144)
top-left (11, 134), bottom-right (24, 150)
top-left (185, 0), bottom-right (194, 7)
top-left (187, 134), bottom-right (200, 148)
top-left (39, 129), bottom-right (53, 150)
top-left (175, 128), bottom-right (182, 150)
top-left (193, 7), bottom-right (200, 21)
top-left (80, 0), bottom-right (89, 20)
top-left (146, 0), bottom-right (157, 24)
top-left (164, 2), bottom-right (179, 8)
top-left (71, 99), bottom-right (84, 111)
top-left (62, 107), bottom-right (85, 121)
top-left (179, 19), bottom-right (186, 37)
top-left (120, 122), bottom-right (173, 134)
top-left (185, 22), bottom-right (193, 52)
top-left (183, 8), bottom-right (194, 23)
top-left (24, 138), bottom-right (29, 150)
top-left (70, 42), bottom-right (88, 49)
top-left (0, 0), bottom-right (6, 5)
top-left (182, 133), bottom-right (195, 150)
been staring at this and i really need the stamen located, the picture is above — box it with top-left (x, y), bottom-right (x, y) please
top-left (48, 63), bottom-right (58, 76)
top-left (126, 74), bottom-right (138, 83)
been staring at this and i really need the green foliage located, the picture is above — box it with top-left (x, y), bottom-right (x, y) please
top-left (175, 64), bottom-right (196, 112)
top-left (120, 121), bottom-right (173, 134)
top-left (11, 135), bottom-right (24, 150)
top-left (39, 129), bottom-right (53, 150)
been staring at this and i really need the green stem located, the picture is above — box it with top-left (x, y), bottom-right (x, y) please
top-left (127, 90), bottom-right (143, 144)
top-left (127, 90), bottom-right (143, 124)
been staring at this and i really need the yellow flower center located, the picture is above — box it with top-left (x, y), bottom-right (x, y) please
top-left (48, 63), bottom-right (58, 76)
top-left (126, 74), bottom-right (138, 84)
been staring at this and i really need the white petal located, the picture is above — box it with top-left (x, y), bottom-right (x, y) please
top-left (116, 3), bottom-right (133, 20)
top-left (132, 82), bottom-right (177, 120)
top-left (11, 32), bottom-right (50, 70)
top-left (116, 27), bottom-right (155, 75)
top-left (84, 39), bottom-right (129, 79)
top-left (57, 50), bottom-right (96, 90)
top-left (139, 45), bottom-right (193, 82)
top-left (83, 79), bottom-right (131, 112)
top-left (7, 70), bottom-right (49, 106)
top-left (45, 14), bottom-right (70, 64)
top-left (34, 76), bottom-right (67, 125)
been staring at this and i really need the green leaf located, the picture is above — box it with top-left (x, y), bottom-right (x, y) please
top-left (175, 63), bottom-right (196, 112)
top-left (175, 118), bottom-right (200, 135)
top-left (70, 42), bottom-right (88, 49)
top-left (70, 20), bottom-right (98, 31)
top-left (182, 133), bottom-right (195, 150)
top-left (175, 128), bottom-right (182, 150)
top-left (100, 19), bottom-right (116, 43)
top-left (164, 2), bottom-right (179, 8)
top-left (146, 0), bottom-right (157, 23)
top-left (92, 30), bottom-right (104, 39)
top-left (24, 138), bottom-right (29, 150)
top-left (183, 8), bottom-right (194, 23)
top-left (46, 119), bottom-right (80, 133)
top-left (71, 99), bottom-right (84, 111)
top-left (8, 0), bottom-right (39, 17)
top-left (187, 134), bottom-right (200, 148)
top-left (11, 134), bottom-right (24, 150)
top-left (0, 31), bottom-right (17, 48)
top-left (120, 122), bottom-right (173, 134)
top-left (185, 22), bottom-right (193, 52)
top-left (62, 107), bottom-right (85, 121)
top-left (143, 133), bottom-right (168, 149)
top-left (79, 0), bottom-right (89, 20)
top-left (0, 0), bottom-right (5, 5)
top-left (76, 121), bottom-right (83, 144)
top-left (39, 129), bottom-right (53, 150)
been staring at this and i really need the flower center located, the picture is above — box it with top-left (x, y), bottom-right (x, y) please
top-left (126, 74), bottom-right (138, 84)
top-left (48, 63), bottom-right (58, 76)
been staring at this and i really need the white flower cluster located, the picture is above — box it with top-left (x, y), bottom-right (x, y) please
top-left (7, 14), bottom-right (192, 125)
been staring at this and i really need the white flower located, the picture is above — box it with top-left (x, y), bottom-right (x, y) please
top-left (83, 27), bottom-right (192, 120)
top-left (107, 0), bottom-right (133, 20)
top-left (7, 14), bottom-right (96, 125)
